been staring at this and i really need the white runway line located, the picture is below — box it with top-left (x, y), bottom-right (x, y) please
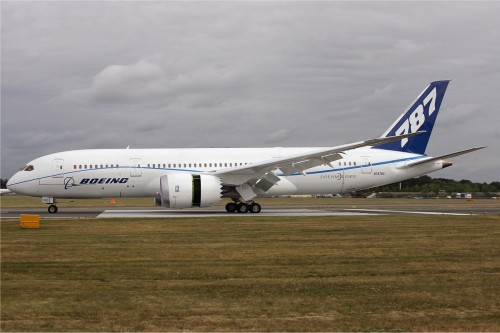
top-left (345, 209), bottom-right (472, 216)
top-left (97, 209), bottom-right (383, 218)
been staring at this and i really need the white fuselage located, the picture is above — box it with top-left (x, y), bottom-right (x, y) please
top-left (7, 147), bottom-right (442, 199)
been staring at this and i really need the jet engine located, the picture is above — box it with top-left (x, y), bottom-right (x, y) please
top-left (158, 173), bottom-right (221, 209)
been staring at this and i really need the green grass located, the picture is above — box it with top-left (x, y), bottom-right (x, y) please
top-left (2, 214), bottom-right (500, 331)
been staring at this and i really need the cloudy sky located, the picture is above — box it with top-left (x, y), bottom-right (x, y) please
top-left (1, 1), bottom-right (499, 182)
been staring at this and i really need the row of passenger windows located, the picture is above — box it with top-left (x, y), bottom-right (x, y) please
top-left (73, 162), bottom-right (250, 170)
top-left (73, 161), bottom-right (357, 170)
top-left (74, 164), bottom-right (119, 170)
top-left (147, 162), bottom-right (249, 169)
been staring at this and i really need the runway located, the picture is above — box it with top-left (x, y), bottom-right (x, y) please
top-left (96, 208), bottom-right (383, 218)
top-left (1, 205), bottom-right (490, 219)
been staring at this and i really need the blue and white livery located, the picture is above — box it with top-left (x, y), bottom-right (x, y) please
top-left (7, 81), bottom-right (484, 214)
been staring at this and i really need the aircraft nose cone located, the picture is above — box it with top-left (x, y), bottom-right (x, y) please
top-left (6, 174), bottom-right (18, 192)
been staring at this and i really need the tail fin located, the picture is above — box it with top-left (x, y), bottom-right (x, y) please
top-left (376, 80), bottom-right (450, 154)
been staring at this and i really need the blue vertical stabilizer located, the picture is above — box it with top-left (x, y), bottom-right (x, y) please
top-left (376, 80), bottom-right (450, 154)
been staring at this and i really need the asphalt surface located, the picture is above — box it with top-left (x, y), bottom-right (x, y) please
top-left (2, 201), bottom-right (499, 219)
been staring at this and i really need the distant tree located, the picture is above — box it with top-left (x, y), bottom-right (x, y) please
top-left (0, 179), bottom-right (8, 189)
top-left (359, 176), bottom-right (498, 194)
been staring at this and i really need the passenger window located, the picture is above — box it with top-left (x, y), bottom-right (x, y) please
top-left (85, 165), bottom-right (88, 169)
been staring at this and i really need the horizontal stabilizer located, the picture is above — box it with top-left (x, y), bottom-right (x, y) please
top-left (397, 146), bottom-right (486, 169)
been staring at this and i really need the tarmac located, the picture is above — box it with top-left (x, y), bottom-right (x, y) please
top-left (3, 202), bottom-right (498, 219)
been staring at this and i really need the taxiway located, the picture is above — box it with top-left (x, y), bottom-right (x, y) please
top-left (2, 204), bottom-right (494, 219)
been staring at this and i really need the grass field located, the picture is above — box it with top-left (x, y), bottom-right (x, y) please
top-left (2, 213), bottom-right (499, 331)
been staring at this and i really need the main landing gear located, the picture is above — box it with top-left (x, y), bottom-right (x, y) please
top-left (225, 200), bottom-right (262, 214)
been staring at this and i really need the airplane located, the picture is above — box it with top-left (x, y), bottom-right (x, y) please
top-left (0, 189), bottom-right (11, 196)
top-left (7, 80), bottom-right (484, 214)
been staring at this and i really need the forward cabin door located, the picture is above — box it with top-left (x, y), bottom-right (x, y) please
top-left (39, 158), bottom-right (65, 185)
top-left (51, 159), bottom-right (64, 178)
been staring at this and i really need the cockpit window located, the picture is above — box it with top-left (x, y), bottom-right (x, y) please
top-left (23, 165), bottom-right (34, 171)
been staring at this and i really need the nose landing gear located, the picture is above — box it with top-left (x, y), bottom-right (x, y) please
top-left (48, 204), bottom-right (58, 214)
top-left (43, 197), bottom-right (58, 214)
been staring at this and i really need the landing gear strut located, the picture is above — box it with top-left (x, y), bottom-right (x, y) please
top-left (225, 199), bottom-right (262, 214)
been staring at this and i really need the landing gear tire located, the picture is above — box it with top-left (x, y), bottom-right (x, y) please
top-left (249, 203), bottom-right (262, 214)
top-left (48, 205), bottom-right (58, 214)
top-left (225, 202), bottom-right (237, 213)
top-left (237, 203), bottom-right (249, 214)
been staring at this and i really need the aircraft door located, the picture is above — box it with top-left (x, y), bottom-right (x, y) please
top-left (130, 158), bottom-right (142, 177)
top-left (52, 159), bottom-right (64, 178)
top-left (39, 158), bottom-right (65, 185)
top-left (361, 158), bottom-right (372, 174)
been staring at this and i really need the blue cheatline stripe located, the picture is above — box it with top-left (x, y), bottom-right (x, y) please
top-left (277, 155), bottom-right (425, 176)
top-left (8, 155), bottom-right (427, 187)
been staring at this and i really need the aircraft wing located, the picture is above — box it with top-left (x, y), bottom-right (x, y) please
top-left (213, 132), bottom-right (423, 200)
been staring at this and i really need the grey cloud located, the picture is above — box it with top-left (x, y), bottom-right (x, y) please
top-left (2, 2), bottom-right (499, 182)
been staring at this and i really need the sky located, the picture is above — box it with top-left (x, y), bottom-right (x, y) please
top-left (1, 1), bottom-right (499, 183)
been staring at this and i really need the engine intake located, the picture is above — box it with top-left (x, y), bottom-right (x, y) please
top-left (159, 173), bottom-right (221, 209)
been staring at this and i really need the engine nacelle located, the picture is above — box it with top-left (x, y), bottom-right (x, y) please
top-left (159, 173), bottom-right (221, 209)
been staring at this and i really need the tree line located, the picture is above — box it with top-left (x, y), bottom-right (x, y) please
top-left (360, 175), bottom-right (500, 195)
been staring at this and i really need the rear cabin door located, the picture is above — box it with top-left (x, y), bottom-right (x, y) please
top-left (361, 157), bottom-right (372, 174)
